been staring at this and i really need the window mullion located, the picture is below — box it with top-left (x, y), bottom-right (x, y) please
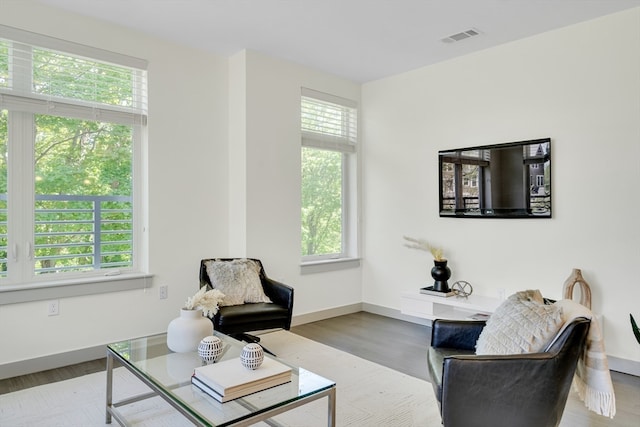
top-left (341, 153), bottom-right (348, 257)
top-left (6, 111), bottom-right (35, 283)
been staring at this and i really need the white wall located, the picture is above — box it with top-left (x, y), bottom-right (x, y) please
top-left (0, 2), bottom-right (363, 371)
top-left (361, 8), bottom-right (640, 362)
top-left (2, 1), bottom-right (638, 373)
top-left (0, 1), bottom-right (229, 367)
top-left (230, 50), bottom-right (363, 316)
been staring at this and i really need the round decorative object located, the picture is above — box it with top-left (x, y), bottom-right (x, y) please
top-left (240, 343), bottom-right (264, 370)
top-left (452, 280), bottom-right (473, 298)
top-left (198, 335), bottom-right (223, 363)
top-left (166, 308), bottom-right (213, 353)
top-left (431, 260), bottom-right (452, 293)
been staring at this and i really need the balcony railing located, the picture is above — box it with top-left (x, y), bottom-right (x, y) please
top-left (0, 194), bottom-right (133, 276)
top-left (441, 194), bottom-right (551, 214)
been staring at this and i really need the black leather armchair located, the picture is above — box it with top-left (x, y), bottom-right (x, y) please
top-left (427, 317), bottom-right (590, 427)
top-left (199, 258), bottom-right (294, 338)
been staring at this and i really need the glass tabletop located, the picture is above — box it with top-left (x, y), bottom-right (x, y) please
top-left (107, 332), bottom-right (335, 426)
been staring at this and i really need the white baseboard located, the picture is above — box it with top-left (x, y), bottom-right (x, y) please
top-left (2, 305), bottom-right (639, 380)
top-left (0, 344), bottom-right (106, 380)
top-left (609, 355), bottom-right (640, 377)
top-left (291, 303), bottom-right (363, 326)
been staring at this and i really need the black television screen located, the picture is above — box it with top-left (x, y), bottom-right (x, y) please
top-left (439, 138), bottom-right (551, 218)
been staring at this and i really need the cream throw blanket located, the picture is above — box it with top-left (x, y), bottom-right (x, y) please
top-left (554, 299), bottom-right (616, 418)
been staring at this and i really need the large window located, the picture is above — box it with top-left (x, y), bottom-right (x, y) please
top-left (301, 88), bottom-right (357, 263)
top-left (0, 25), bottom-right (147, 288)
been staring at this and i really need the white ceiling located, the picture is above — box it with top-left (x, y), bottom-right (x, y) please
top-left (36, 0), bottom-right (640, 83)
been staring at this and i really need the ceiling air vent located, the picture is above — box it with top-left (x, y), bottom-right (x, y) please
top-left (441, 28), bottom-right (481, 44)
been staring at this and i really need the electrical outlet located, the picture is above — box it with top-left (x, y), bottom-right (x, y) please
top-left (159, 285), bottom-right (168, 300)
top-left (497, 288), bottom-right (506, 300)
top-left (48, 300), bottom-right (59, 316)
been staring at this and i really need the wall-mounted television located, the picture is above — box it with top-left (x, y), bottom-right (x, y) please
top-left (439, 138), bottom-right (551, 218)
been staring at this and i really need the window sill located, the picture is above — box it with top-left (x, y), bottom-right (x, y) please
top-left (300, 257), bottom-right (361, 275)
top-left (0, 273), bottom-right (154, 305)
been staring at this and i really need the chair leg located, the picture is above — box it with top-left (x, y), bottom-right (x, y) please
top-left (231, 333), bottom-right (277, 356)
top-left (242, 333), bottom-right (261, 343)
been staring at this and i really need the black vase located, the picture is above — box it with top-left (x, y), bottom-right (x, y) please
top-left (431, 260), bottom-right (451, 293)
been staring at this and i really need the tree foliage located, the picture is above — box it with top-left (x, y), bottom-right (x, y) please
top-left (0, 44), bottom-right (137, 275)
top-left (301, 147), bottom-right (342, 256)
top-left (33, 115), bottom-right (133, 272)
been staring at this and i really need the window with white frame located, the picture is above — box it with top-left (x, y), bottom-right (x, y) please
top-left (0, 25), bottom-right (147, 287)
top-left (300, 88), bottom-right (357, 262)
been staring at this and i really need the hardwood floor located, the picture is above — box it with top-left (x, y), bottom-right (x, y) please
top-left (292, 311), bottom-right (431, 380)
top-left (1, 311), bottom-right (639, 426)
top-left (0, 357), bottom-right (105, 395)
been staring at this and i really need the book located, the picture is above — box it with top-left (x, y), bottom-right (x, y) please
top-left (420, 286), bottom-right (455, 297)
top-left (192, 357), bottom-right (292, 402)
top-left (467, 312), bottom-right (490, 321)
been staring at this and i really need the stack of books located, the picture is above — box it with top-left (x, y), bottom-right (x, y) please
top-left (191, 357), bottom-right (292, 402)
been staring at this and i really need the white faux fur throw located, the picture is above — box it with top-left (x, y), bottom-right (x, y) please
top-left (554, 299), bottom-right (616, 418)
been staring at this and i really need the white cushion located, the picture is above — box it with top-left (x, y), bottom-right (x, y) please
top-left (475, 289), bottom-right (562, 355)
top-left (204, 259), bottom-right (272, 306)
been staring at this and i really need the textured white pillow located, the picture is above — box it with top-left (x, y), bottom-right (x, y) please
top-left (204, 259), bottom-right (272, 306)
top-left (475, 289), bottom-right (562, 355)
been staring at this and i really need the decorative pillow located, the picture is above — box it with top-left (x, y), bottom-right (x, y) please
top-left (475, 289), bottom-right (563, 355)
top-left (204, 259), bottom-right (272, 306)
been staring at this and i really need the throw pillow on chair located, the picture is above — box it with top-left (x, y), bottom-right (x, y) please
top-left (204, 259), bottom-right (272, 306)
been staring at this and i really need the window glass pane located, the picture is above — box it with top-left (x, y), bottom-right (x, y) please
top-left (0, 110), bottom-right (6, 277)
top-left (34, 114), bottom-right (133, 274)
top-left (462, 164), bottom-right (479, 211)
top-left (441, 161), bottom-right (455, 211)
top-left (301, 147), bottom-right (342, 256)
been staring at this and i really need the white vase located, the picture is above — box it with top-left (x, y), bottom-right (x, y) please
top-left (167, 308), bottom-right (213, 353)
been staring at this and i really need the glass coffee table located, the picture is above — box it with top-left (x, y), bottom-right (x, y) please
top-left (106, 332), bottom-right (336, 426)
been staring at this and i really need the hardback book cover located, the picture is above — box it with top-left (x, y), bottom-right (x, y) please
top-left (192, 375), bottom-right (293, 403)
top-left (192, 357), bottom-right (292, 401)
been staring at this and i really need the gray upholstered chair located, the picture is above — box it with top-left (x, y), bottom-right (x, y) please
top-left (427, 317), bottom-right (590, 427)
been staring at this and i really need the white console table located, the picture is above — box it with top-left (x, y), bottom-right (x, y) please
top-left (401, 290), bottom-right (604, 338)
top-left (401, 289), bottom-right (502, 321)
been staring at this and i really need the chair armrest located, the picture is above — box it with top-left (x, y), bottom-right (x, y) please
top-left (262, 278), bottom-right (294, 330)
top-left (430, 319), bottom-right (486, 351)
top-left (262, 278), bottom-right (294, 309)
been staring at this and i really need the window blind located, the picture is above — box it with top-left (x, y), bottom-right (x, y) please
top-left (0, 24), bottom-right (147, 125)
top-left (301, 87), bottom-right (357, 153)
